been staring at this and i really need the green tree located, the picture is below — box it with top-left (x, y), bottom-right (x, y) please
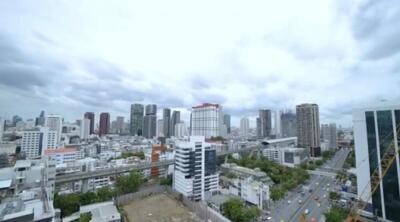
top-left (116, 171), bottom-right (144, 194)
top-left (329, 191), bottom-right (341, 200)
top-left (80, 191), bottom-right (97, 205)
top-left (221, 199), bottom-right (261, 222)
top-left (79, 212), bottom-right (92, 222)
top-left (160, 175), bottom-right (173, 186)
top-left (54, 193), bottom-right (80, 217)
top-left (324, 207), bottom-right (348, 222)
top-left (97, 186), bottom-right (113, 201)
top-left (270, 187), bottom-right (285, 201)
top-left (315, 160), bottom-right (323, 166)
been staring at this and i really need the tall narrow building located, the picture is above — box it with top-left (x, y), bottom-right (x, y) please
top-left (353, 103), bottom-right (400, 221)
top-left (0, 117), bottom-right (4, 142)
top-left (130, 104), bottom-right (144, 136)
top-left (99, 112), bottom-right (110, 136)
top-left (143, 104), bottom-right (157, 139)
top-left (223, 114), bottom-right (231, 134)
top-left (157, 119), bottom-right (164, 137)
top-left (163, 108), bottom-right (171, 138)
top-left (321, 123), bottom-right (337, 150)
top-left (35, 110), bottom-right (45, 126)
top-left (170, 111), bottom-right (181, 137)
top-left (240, 117), bottom-right (250, 138)
top-left (173, 136), bottom-right (219, 201)
top-left (281, 111), bottom-right (297, 137)
top-left (84, 112), bottom-right (95, 135)
top-left (116, 116), bottom-right (124, 134)
top-left (190, 103), bottom-right (223, 139)
top-left (296, 104), bottom-right (321, 157)
top-left (80, 118), bottom-right (90, 140)
top-left (257, 109), bottom-right (272, 138)
top-left (45, 114), bottom-right (63, 145)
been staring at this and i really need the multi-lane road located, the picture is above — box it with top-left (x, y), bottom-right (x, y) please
top-left (270, 148), bottom-right (350, 222)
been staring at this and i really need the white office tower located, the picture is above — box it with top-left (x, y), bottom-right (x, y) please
top-left (45, 114), bottom-right (63, 145)
top-left (0, 117), bottom-right (3, 142)
top-left (173, 136), bottom-right (219, 201)
top-left (157, 119), bottom-right (164, 137)
top-left (80, 118), bottom-right (90, 140)
top-left (353, 102), bottom-right (400, 221)
top-left (21, 127), bottom-right (47, 158)
top-left (272, 110), bottom-right (282, 138)
top-left (175, 122), bottom-right (188, 138)
top-left (240, 117), bottom-right (250, 138)
top-left (190, 103), bottom-right (223, 139)
top-left (321, 123), bottom-right (337, 150)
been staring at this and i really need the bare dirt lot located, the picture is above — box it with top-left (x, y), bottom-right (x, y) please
top-left (123, 193), bottom-right (201, 222)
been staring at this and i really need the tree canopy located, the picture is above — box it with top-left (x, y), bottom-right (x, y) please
top-left (221, 198), bottom-right (261, 222)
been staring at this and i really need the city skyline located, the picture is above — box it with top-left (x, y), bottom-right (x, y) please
top-left (1, 1), bottom-right (399, 127)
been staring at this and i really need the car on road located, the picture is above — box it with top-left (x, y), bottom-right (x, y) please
top-left (288, 200), bottom-right (291, 204)
top-left (262, 216), bottom-right (272, 221)
top-left (298, 199), bottom-right (302, 204)
top-left (314, 196), bottom-right (319, 201)
top-left (304, 209), bottom-right (309, 215)
top-left (323, 194), bottom-right (327, 198)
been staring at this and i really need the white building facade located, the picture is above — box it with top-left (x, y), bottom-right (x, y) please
top-left (190, 103), bottom-right (223, 139)
top-left (353, 103), bottom-right (400, 221)
top-left (80, 118), bottom-right (90, 140)
top-left (45, 114), bottom-right (63, 145)
top-left (173, 136), bottom-right (219, 201)
top-left (240, 117), bottom-right (250, 138)
top-left (175, 122), bottom-right (188, 138)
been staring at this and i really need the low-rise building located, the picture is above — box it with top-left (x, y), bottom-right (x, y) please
top-left (44, 147), bottom-right (79, 165)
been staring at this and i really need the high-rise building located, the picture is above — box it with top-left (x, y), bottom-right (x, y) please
top-left (257, 109), bottom-right (272, 138)
top-left (84, 112), bottom-right (95, 135)
top-left (12, 115), bottom-right (22, 126)
top-left (223, 114), bottom-right (231, 134)
top-left (240, 117), bottom-right (250, 138)
top-left (157, 119), bottom-right (164, 137)
top-left (143, 104), bottom-right (157, 139)
top-left (21, 127), bottom-right (55, 158)
top-left (130, 104), bottom-right (144, 136)
top-left (190, 103), bottom-right (223, 139)
top-left (0, 117), bottom-right (4, 142)
top-left (296, 104), bottom-right (321, 157)
top-left (163, 108), bottom-right (171, 138)
top-left (99, 112), bottom-right (110, 136)
top-left (170, 111), bottom-right (181, 137)
top-left (45, 114), bottom-right (63, 145)
top-left (272, 110), bottom-right (282, 138)
top-left (321, 123), bottom-right (337, 150)
top-left (116, 116), bottom-right (124, 134)
top-left (353, 103), bottom-right (400, 221)
top-left (281, 111), bottom-right (297, 137)
top-left (35, 110), bottom-right (45, 126)
top-left (175, 122), bottom-right (188, 138)
top-left (173, 136), bottom-right (219, 201)
top-left (80, 118), bottom-right (90, 140)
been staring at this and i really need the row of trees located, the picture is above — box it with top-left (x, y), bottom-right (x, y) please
top-left (227, 154), bottom-right (309, 200)
top-left (54, 171), bottom-right (144, 217)
top-left (324, 207), bottom-right (349, 222)
top-left (299, 150), bottom-right (336, 170)
top-left (221, 198), bottom-right (261, 222)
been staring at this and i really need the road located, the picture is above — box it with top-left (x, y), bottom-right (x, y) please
top-left (270, 148), bottom-right (350, 222)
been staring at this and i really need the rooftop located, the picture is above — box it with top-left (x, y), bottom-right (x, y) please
top-left (192, 103), bottom-right (220, 109)
top-left (14, 160), bottom-right (31, 169)
top-left (44, 147), bottom-right (78, 155)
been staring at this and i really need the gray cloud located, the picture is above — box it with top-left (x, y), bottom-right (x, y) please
top-left (352, 0), bottom-right (400, 59)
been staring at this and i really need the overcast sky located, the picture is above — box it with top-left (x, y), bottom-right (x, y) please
top-left (0, 0), bottom-right (399, 127)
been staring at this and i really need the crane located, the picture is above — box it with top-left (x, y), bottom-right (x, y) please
top-left (346, 123), bottom-right (400, 222)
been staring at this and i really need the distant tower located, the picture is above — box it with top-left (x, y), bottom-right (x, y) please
top-left (257, 109), bottom-right (272, 138)
top-left (143, 104), bottom-right (157, 138)
top-left (99, 112), bottom-right (110, 136)
top-left (223, 114), bottom-right (231, 134)
top-left (191, 103), bottom-right (223, 139)
top-left (281, 111), bottom-right (297, 137)
top-left (240, 117), bottom-right (249, 138)
top-left (130, 104), bottom-right (144, 136)
top-left (170, 111), bottom-right (181, 137)
top-left (45, 114), bottom-right (63, 145)
top-left (163, 108), bottom-right (171, 138)
top-left (84, 112), bottom-right (95, 135)
top-left (296, 104), bottom-right (321, 157)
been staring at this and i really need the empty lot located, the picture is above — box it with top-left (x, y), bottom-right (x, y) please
top-left (123, 193), bottom-right (200, 222)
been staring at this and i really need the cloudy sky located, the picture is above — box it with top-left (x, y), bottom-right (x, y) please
top-left (0, 0), bottom-right (399, 127)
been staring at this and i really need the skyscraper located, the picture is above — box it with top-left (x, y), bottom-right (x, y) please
top-left (170, 110), bottom-right (181, 137)
top-left (0, 117), bottom-right (4, 142)
top-left (163, 108), bottom-right (171, 138)
top-left (353, 103), bottom-right (400, 221)
top-left (296, 104), bottom-right (321, 157)
top-left (35, 110), bottom-right (45, 126)
top-left (130, 104), bottom-right (144, 136)
top-left (157, 119), bottom-right (164, 137)
top-left (257, 109), bottom-right (272, 138)
top-left (116, 116), bottom-right (124, 134)
top-left (173, 136), bottom-right (219, 201)
top-left (223, 114), bottom-right (231, 134)
top-left (281, 111), bottom-right (297, 137)
top-left (99, 112), bottom-right (110, 136)
top-left (240, 117), bottom-right (250, 138)
top-left (45, 114), bottom-right (63, 145)
top-left (143, 104), bottom-right (157, 139)
top-left (190, 103), bottom-right (223, 139)
top-left (84, 112), bottom-right (95, 135)
top-left (80, 118), bottom-right (90, 140)
top-left (321, 123), bottom-right (337, 150)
